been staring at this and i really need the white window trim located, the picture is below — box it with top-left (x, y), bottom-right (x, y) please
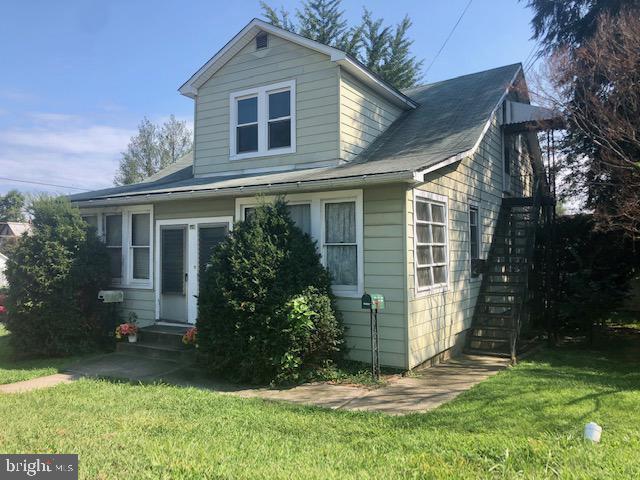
top-left (81, 205), bottom-right (154, 289)
top-left (229, 79), bottom-right (296, 161)
top-left (235, 190), bottom-right (364, 297)
top-left (468, 201), bottom-right (482, 283)
top-left (413, 190), bottom-right (450, 296)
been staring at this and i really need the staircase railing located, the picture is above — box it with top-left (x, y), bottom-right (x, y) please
top-left (508, 176), bottom-right (544, 362)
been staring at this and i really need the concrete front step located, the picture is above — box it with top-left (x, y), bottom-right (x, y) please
top-left (139, 326), bottom-right (189, 349)
top-left (116, 342), bottom-right (195, 363)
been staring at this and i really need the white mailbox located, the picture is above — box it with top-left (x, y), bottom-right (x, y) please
top-left (98, 290), bottom-right (124, 303)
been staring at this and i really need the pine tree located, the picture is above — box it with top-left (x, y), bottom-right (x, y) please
top-left (260, 0), bottom-right (423, 89)
top-left (380, 16), bottom-right (423, 89)
top-left (361, 8), bottom-right (390, 75)
top-left (296, 0), bottom-right (347, 46)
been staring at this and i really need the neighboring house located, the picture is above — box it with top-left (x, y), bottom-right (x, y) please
top-left (0, 221), bottom-right (31, 253)
top-left (69, 19), bottom-right (558, 369)
top-left (0, 252), bottom-right (8, 289)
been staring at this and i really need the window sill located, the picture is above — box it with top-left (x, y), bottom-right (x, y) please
top-left (414, 284), bottom-right (450, 298)
top-left (230, 146), bottom-right (295, 161)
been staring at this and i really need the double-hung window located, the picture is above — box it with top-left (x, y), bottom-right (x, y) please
top-left (323, 201), bottom-right (357, 289)
top-left (230, 80), bottom-right (296, 159)
top-left (130, 212), bottom-right (151, 281)
top-left (469, 205), bottom-right (480, 261)
top-left (414, 191), bottom-right (449, 292)
top-left (236, 191), bottom-right (363, 297)
top-left (85, 207), bottom-right (153, 288)
top-left (105, 214), bottom-right (123, 281)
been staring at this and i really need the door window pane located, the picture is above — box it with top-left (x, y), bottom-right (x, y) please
top-left (161, 228), bottom-right (185, 294)
top-left (268, 119), bottom-right (291, 149)
top-left (268, 91), bottom-right (290, 119)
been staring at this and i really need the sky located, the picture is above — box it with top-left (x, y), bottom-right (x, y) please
top-left (0, 0), bottom-right (540, 196)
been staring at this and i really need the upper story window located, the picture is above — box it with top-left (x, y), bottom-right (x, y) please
top-left (229, 80), bottom-right (296, 160)
top-left (414, 190), bottom-right (449, 293)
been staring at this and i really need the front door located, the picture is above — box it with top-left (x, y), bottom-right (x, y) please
top-left (156, 217), bottom-right (232, 324)
top-left (160, 225), bottom-right (187, 322)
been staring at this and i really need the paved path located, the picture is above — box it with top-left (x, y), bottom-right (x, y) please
top-left (0, 373), bottom-right (78, 394)
top-left (61, 352), bottom-right (509, 415)
top-left (1, 353), bottom-right (509, 415)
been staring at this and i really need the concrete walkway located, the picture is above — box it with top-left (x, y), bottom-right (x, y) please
top-left (58, 352), bottom-right (509, 415)
top-left (0, 373), bottom-right (78, 394)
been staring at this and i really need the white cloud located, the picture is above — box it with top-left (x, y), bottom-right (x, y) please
top-left (0, 120), bottom-right (135, 195)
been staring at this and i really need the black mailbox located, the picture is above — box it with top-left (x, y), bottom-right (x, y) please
top-left (361, 293), bottom-right (372, 310)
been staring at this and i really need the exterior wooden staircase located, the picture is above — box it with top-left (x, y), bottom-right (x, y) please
top-left (465, 197), bottom-right (540, 359)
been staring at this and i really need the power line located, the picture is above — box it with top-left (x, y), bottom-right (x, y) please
top-left (424, 0), bottom-right (474, 78)
top-left (0, 176), bottom-right (88, 191)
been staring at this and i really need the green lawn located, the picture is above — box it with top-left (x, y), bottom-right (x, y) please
top-left (0, 330), bottom-right (638, 479)
top-left (0, 325), bottom-right (83, 384)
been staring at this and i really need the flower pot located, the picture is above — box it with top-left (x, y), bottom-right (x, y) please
top-left (128, 334), bottom-right (138, 343)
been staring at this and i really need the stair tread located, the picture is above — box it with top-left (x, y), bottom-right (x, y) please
top-left (464, 348), bottom-right (511, 358)
top-left (120, 342), bottom-right (188, 352)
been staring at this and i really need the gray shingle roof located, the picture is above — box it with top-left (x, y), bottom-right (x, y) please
top-left (69, 63), bottom-right (521, 204)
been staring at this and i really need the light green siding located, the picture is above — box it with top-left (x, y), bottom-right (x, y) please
top-left (121, 289), bottom-right (155, 327)
top-left (194, 34), bottom-right (340, 176)
top-left (339, 70), bottom-right (403, 161)
top-left (338, 184), bottom-right (408, 368)
top-left (406, 114), bottom-right (504, 368)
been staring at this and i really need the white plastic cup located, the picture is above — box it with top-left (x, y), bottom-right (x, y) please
top-left (584, 422), bottom-right (602, 443)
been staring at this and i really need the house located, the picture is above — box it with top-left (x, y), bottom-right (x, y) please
top-left (0, 252), bottom-right (8, 289)
top-left (0, 222), bottom-right (31, 251)
top-left (69, 19), bottom-right (558, 369)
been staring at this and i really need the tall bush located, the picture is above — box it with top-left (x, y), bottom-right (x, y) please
top-left (537, 214), bottom-right (639, 339)
top-left (198, 199), bottom-right (344, 384)
top-left (5, 197), bottom-right (111, 356)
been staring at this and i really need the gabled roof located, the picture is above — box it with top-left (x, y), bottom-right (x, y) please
top-left (70, 63), bottom-right (524, 206)
top-left (178, 18), bottom-right (417, 110)
top-left (0, 222), bottom-right (31, 237)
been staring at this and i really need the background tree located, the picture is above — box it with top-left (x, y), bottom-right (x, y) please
top-left (0, 190), bottom-right (26, 222)
top-left (114, 115), bottom-right (193, 186)
top-left (260, 0), bottom-right (422, 89)
top-left (526, 0), bottom-right (640, 236)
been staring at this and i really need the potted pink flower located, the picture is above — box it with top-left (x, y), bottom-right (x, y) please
top-left (182, 327), bottom-right (197, 347)
top-left (115, 313), bottom-right (139, 343)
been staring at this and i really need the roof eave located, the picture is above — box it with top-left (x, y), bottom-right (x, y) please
top-left (71, 170), bottom-right (417, 208)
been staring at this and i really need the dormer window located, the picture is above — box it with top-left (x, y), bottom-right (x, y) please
top-left (256, 32), bottom-right (268, 50)
top-left (229, 80), bottom-right (296, 160)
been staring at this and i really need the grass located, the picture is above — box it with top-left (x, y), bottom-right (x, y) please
top-left (0, 326), bottom-right (638, 478)
top-left (0, 324), bottom-right (82, 384)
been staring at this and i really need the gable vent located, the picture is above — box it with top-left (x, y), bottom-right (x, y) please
top-left (256, 32), bottom-right (268, 50)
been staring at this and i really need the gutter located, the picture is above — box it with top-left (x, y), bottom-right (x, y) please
top-left (71, 170), bottom-right (417, 208)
